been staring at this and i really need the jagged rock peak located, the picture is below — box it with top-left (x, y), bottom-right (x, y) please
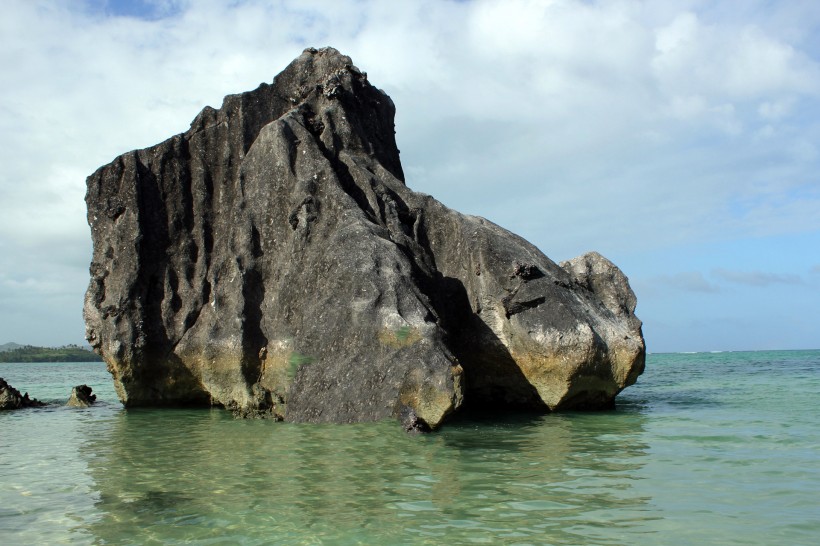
top-left (84, 47), bottom-right (645, 430)
top-left (187, 46), bottom-right (404, 182)
top-left (67, 384), bottom-right (97, 408)
top-left (0, 378), bottom-right (45, 410)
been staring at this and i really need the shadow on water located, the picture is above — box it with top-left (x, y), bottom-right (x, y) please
top-left (78, 406), bottom-right (656, 544)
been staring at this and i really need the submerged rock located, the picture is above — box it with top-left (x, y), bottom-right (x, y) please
top-left (84, 47), bottom-right (645, 429)
top-left (0, 378), bottom-right (45, 410)
top-left (67, 384), bottom-right (97, 407)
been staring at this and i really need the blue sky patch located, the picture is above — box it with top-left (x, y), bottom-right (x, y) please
top-left (87, 0), bottom-right (182, 20)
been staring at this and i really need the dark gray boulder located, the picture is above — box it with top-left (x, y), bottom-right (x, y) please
top-left (0, 378), bottom-right (45, 410)
top-left (84, 47), bottom-right (645, 429)
top-left (67, 384), bottom-right (97, 407)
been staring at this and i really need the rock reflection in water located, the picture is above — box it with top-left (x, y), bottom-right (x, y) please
top-left (82, 408), bottom-right (652, 543)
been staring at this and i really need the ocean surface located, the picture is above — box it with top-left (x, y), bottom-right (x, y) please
top-left (1, 350), bottom-right (818, 545)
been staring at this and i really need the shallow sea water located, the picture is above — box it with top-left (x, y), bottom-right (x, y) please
top-left (1, 351), bottom-right (819, 545)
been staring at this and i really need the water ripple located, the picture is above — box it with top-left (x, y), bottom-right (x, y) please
top-left (1, 353), bottom-right (819, 544)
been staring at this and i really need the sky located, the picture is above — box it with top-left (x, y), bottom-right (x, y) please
top-left (1, 0), bottom-right (818, 352)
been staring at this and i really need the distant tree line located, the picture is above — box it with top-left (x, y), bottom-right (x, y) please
top-left (0, 344), bottom-right (102, 363)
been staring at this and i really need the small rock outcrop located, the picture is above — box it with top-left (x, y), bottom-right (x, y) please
top-left (0, 378), bottom-right (45, 410)
top-left (67, 385), bottom-right (97, 407)
top-left (84, 47), bottom-right (645, 429)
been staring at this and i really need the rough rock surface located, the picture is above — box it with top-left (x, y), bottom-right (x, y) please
top-left (0, 378), bottom-right (45, 410)
top-left (67, 385), bottom-right (97, 407)
top-left (85, 47), bottom-right (645, 429)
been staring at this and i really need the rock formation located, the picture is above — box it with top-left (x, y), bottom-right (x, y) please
top-left (67, 384), bottom-right (97, 407)
top-left (0, 378), bottom-right (45, 410)
top-left (85, 47), bottom-right (645, 429)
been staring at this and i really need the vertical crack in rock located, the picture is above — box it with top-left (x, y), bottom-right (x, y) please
top-left (300, 104), bottom-right (378, 224)
top-left (85, 47), bottom-right (645, 429)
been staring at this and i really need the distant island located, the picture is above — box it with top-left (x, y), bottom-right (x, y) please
top-left (0, 343), bottom-right (102, 363)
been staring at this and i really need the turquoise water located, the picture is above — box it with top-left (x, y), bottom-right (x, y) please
top-left (1, 351), bottom-right (819, 544)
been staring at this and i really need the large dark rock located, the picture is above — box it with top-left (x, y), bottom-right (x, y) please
top-left (84, 47), bottom-right (645, 429)
top-left (0, 378), bottom-right (45, 410)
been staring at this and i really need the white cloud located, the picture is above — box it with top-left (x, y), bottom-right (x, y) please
top-left (1, 0), bottom-right (819, 346)
top-left (652, 11), bottom-right (820, 101)
top-left (713, 268), bottom-right (804, 287)
top-left (643, 272), bottom-right (721, 294)
top-left (759, 97), bottom-right (796, 120)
